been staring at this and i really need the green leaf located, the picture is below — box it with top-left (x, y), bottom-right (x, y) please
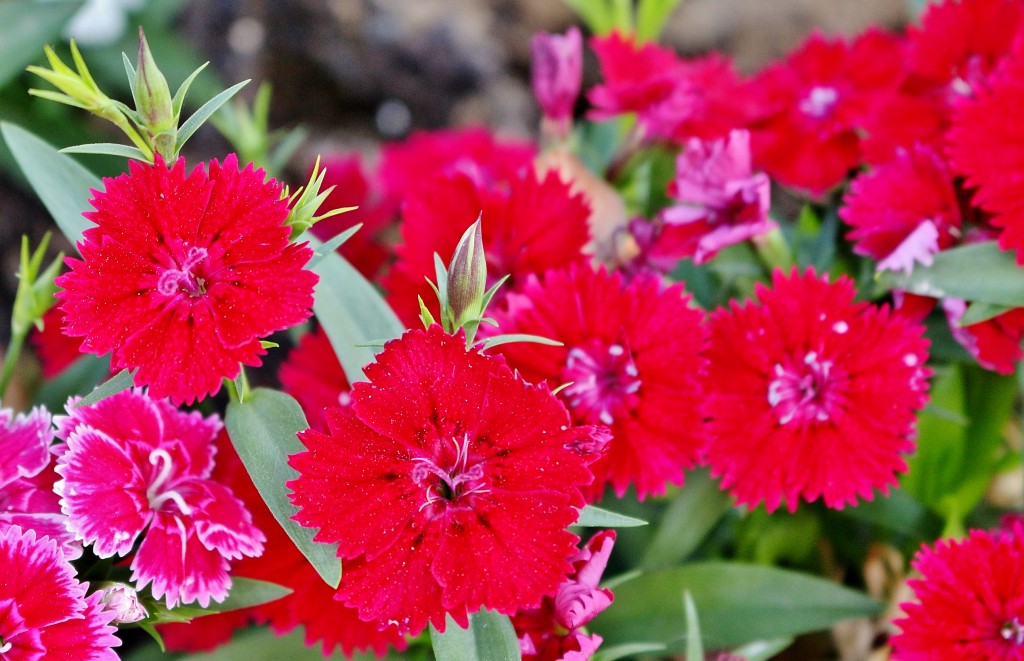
top-left (840, 489), bottom-right (942, 540)
top-left (306, 224), bottom-right (361, 269)
top-left (0, 0), bottom-right (84, 88)
top-left (34, 354), bottom-right (110, 411)
top-left (641, 468), bottom-right (732, 570)
top-left (61, 143), bottom-right (150, 161)
top-left (877, 241), bottom-right (1024, 306)
top-left (430, 610), bottom-right (521, 661)
top-left (590, 563), bottom-right (881, 651)
top-left (959, 301), bottom-right (1015, 326)
top-left (733, 638), bottom-right (794, 661)
top-left (309, 235), bottom-right (405, 384)
top-left (596, 642), bottom-right (667, 661)
top-left (193, 578), bottom-right (291, 616)
top-left (175, 79), bottom-right (250, 152)
top-left (225, 388), bottom-right (341, 588)
top-left (684, 591), bottom-right (704, 661)
top-left (479, 333), bottom-right (563, 351)
top-left (2, 122), bottom-right (101, 247)
top-left (560, 0), bottom-right (618, 34)
top-left (636, 0), bottom-right (685, 41)
top-left (74, 368), bottom-right (137, 408)
top-left (575, 504), bottom-right (647, 528)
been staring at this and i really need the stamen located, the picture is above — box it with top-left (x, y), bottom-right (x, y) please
top-left (156, 246), bottom-right (209, 297)
top-left (0, 637), bottom-right (11, 654)
top-left (1001, 617), bottom-right (1024, 646)
top-left (146, 449), bottom-right (193, 515)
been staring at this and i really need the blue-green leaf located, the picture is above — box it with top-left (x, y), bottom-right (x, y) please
top-left (306, 224), bottom-right (361, 269)
top-left (225, 388), bottom-right (341, 588)
top-left (591, 563), bottom-right (881, 651)
top-left (175, 79), bottom-right (250, 152)
top-left (430, 610), bottom-right (521, 661)
top-left (2, 122), bottom-right (100, 247)
top-left (877, 241), bottom-right (1024, 306)
top-left (641, 468), bottom-right (732, 570)
top-left (309, 236), bottom-right (405, 384)
top-left (576, 504), bottom-right (647, 528)
top-left (0, 0), bottom-right (84, 87)
top-left (192, 578), bottom-right (291, 616)
top-left (74, 368), bottom-right (137, 408)
top-left (61, 143), bottom-right (149, 161)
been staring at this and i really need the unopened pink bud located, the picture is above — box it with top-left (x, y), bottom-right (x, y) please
top-left (531, 26), bottom-right (583, 132)
top-left (98, 583), bottom-right (148, 624)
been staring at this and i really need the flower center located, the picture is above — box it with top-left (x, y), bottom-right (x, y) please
top-left (157, 246), bottom-right (209, 297)
top-left (562, 342), bottom-right (641, 426)
top-left (412, 433), bottom-right (488, 511)
top-left (146, 449), bottom-right (192, 515)
top-left (0, 637), bottom-right (10, 654)
top-left (799, 85), bottom-right (839, 119)
top-left (1002, 618), bottom-right (1024, 646)
top-left (767, 351), bottom-right (838, 425)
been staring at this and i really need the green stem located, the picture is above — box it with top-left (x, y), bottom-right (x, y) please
top-left (752, 225), bottom-right (796, 274)
top-left (0, 330), bottom-right (27, 402)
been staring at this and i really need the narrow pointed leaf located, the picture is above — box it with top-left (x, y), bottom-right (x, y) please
top-left (641, 468), bottom-right (732, 570)
top-left (877, 241), bottom-right (1024, 306)
top-left (0, 0), bottom-right (84, 87)
top-left (430, 610), bottom-right (521, 661)
top-left (479, 333), bottom-right (563, 351)
top-left (306, 223), bottom-right (361, 269)
top-left (684, 591), bottom-right (704, 661)
top-left (225, 388), bottom-right (341, 588)
top-left (575, 504), bottom-right (647, 528)
top-left (61, 143), bottom-right (150, 161)
top-left (176, 79), bottom-right (250, 151)
top-left (2, 122), bottom-right (100, 247)
top-left (309, 236), bottom-right (404, 384)
top-left (74, 368), bottom-right (137, 408)
top-left (597, 643), bottom-right (667, 661)
top-left (197, 578), bottom-right (292, 615)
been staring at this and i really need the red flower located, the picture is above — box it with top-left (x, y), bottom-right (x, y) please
top-left (159, 432), bottom-right (407, 657)
top-left (948, 36), bottom-right (1024, 264)
top-left (55, 155), bottom-right (317, 405)
top-left (892, 524), bottom-right (1024, 660)
top-left (309, 155), bottom-right (397, 281)
top-left (491, 265), bottom-right (707, 500)
top-left (943, 299), bottom-right (1024, 375)
top-left (278, 326), bottom-right (351, 433)
top-left (588, 32), bottom-right (746, 142)
top-left (745, 30), bottom-right (905, 196)
top-left (29, 308), bottom-right (84, 379)
top-left (704, 269), bottom-right (931, 512)
top-left (383, 170), bottom-right (590, 326)
top-left (288, 326), bottom-right (604, 636)
top-left (839, 144), bottom-right (962, 273)
top-left (378, 127), bottom-right (535, 200)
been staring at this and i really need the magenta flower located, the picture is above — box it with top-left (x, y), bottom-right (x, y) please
top-left (513, 530), bottom-right (616, 661)
top-left (54, 389), bottom-right (265, 608)
top-left (55, 155), bottom-right (317, 405)
top-left (531, 26), bottom-right (583, 135)
top-left (654, 129), bottom-right (773, 264)
top-left (0, 405), bottom-right (79, 561)
top-left (0, 525), bottom-right (120, 660)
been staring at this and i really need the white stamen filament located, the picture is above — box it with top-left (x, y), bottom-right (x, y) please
top-left (146, 449), bottom-right (192, 515)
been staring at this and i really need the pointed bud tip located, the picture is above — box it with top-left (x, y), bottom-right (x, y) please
top-left (446, 217), bottom-right (488, 328)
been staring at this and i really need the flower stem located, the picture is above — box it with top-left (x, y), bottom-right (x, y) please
top-left (0, 329), bottom-right (27, 402)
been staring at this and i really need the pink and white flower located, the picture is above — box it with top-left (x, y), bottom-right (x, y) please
top-left (54, 389), bottom-right (265, 608)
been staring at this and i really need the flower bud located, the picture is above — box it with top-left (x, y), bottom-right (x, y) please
top-left (97, 582), bottom-right (148, 624)
top-left (531, 26), bottom-right (583, 137)
top-left (446, 217), bottom-right (487, 329)
top-left (134, 28), bottom-right (176, 150)
top-left (11, 234), bottom-right (62, 337)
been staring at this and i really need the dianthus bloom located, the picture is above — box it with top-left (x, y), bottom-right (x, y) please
top-left (55, 154), bottom-right (317, 405)
top-left (839, 144), bottom-right (962, 274)
top-left (289, 325), bottom-right (605, 636)
top-left (54, 389), bottom-right (265, 608)
top-left (704, 269), bottom-right (931, 512)
top-left (943, 299), bottom-right (1024, 375)
top-left (532, 26), bottom-right (583, 135)
top-left (492, 264), bottom-right (707, 500)
top-left (654, 129), bottom-right (773, 265)
top-left (0, 404), bottom-right (79, 560)
top-left (948, 35), bottom-right (1024, 264)
top-left (383, 169), bottom-right (590, 326)
top-left (892, 524), bottom-right (1024, 660)
top-left (0, 525), bottom-right (120, 660)
top-left (513, 530), bottom-right (616, 661)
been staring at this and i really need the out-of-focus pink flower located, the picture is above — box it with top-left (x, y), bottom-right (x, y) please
top-left (54, 389), bottom-right (265, 608)
top-left (654, 129), bottom-right (773, 265)
top-left (532, 26), bottom-right (583, 136)
top-left (514, 530), bottom-right (616, 661)
top-left (943, 298), bottom-right (1024, 375)
top-left (97, 582), bottom-right (148, 624)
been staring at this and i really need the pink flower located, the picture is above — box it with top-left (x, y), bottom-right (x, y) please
top-left (532, 27), bottom-right (583, 134)
top-left (0, 405), bottom-right (79, 561)
top-left (54, 389), bottom-right (265, 608)
top-left (288, 325), bottom-right (605, 636)
top-left (55, 155), bottom-right (317, 405)
top-left (892, 524), bottom-right (1024, 660)
top-left (0, 525), bottom-right (120, 660)
top-left (491, 264), bottom-right (707, 500)
top-left (654, 129), bottom-right (773, 264)
top-left (513, 530), bottom-right (616, 661)
top-left (948, 35), bottom-right (1024, 264)
top-left (839, 144), bottom-right (962, 274)
top-left (704, 269), bottom-right (931, 512)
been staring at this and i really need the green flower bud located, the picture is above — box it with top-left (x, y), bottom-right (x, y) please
top-left (447, 218), bottom-right (487, 329)
top-left (11, 234), bottom-right (62, 337)
top-left (134, 28), bottom-right (176, 152)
